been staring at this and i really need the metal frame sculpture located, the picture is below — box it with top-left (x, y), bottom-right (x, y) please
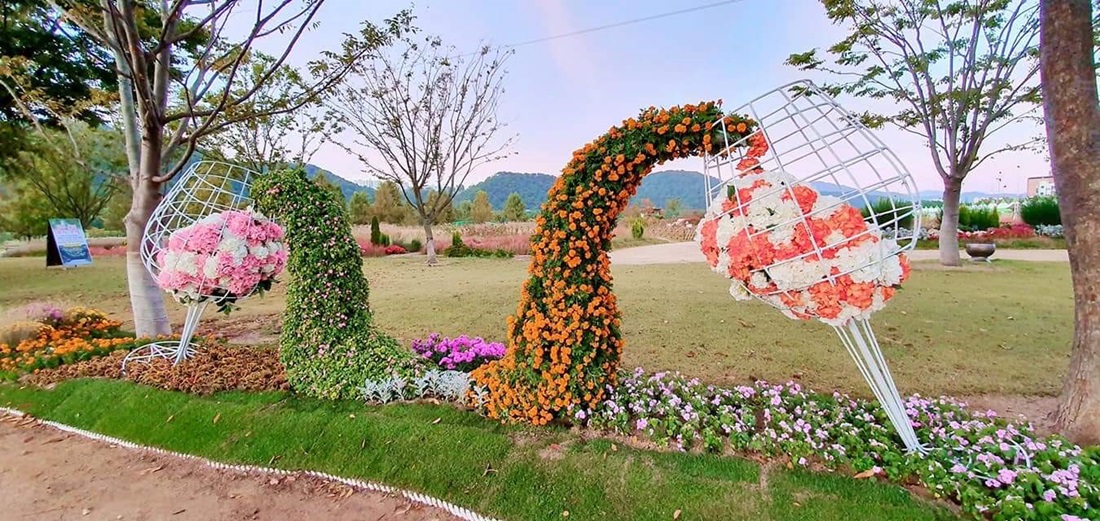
top-left (122, 161), bottom-right (265, 371)
top-left (698, 80), bottom-right (924, 453)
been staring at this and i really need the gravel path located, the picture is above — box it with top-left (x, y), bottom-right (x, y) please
top-left (0, 413), bottom-right (459, 521)
top-left (609, 242), bottom-right (1069, 266)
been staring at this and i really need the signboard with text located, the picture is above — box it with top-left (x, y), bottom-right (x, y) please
top-left (46, 218), bottom-right (93, 268)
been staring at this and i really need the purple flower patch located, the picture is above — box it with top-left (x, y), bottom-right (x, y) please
top-left (410, 333), bottom-right (505, 372)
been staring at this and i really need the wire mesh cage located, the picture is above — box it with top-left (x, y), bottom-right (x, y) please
top-left (696, 80), bottom-right (925, 453)
top-left (140, 161), bottom-right (257, 279)
top-left (125, 161), bottom-right (281, 370)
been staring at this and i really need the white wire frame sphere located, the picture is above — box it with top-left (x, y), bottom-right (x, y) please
top-left (700, 80), bottom-right (921, 312)
top-left (140, 161), bottom-right (262, 300)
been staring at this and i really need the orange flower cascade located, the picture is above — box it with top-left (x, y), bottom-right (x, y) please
top-left (470, 102), bottom-right (756, 425)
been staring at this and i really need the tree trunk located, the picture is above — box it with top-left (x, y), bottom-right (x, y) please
top-left (423, 220), bottom-right (438, 265)
top-left (125, 135), bottom-right (171, 338)
top-left (938, 177), bottom-right (963, 266)
top-left (1041, 0), bottom-right (1100, 446)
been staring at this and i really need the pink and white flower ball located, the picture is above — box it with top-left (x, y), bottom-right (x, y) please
top-left (155, 209), bottom-right (287, 304)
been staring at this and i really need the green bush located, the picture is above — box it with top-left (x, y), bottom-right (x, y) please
top-left (444, 230), bottom-right (513, 258)
top-left (942, 205), bottom-right (1001, 232)
top-left (1020, 196), bottom-right (1061, 226)
top-left (631, 218), bottom-right (645, 239)
top-left (860, 199), bottom-right (914, 230)
top-left (253, 169), bottom-right (414, 400)
top-left (410, 239), bottom-right (423, 252)
top-left (369, 216), bottom-right (382, 245)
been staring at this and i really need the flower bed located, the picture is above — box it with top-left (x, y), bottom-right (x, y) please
top-left (0, 306), bottom-right (139, 375)
top-left (576, 369), bottom-right (1098, 520)
top-left (22, 344), bottom-right (288, 394)
top-left (411, 333), bottom-right (505, 372)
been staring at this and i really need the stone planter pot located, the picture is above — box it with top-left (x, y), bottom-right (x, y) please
top-left (965, 242), bottom-right (996, 262)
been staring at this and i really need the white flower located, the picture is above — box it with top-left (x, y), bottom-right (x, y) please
top-left (175, 252), bottom-right (200, 276)
top-left (219, 236), bottom-right (246, 256)
top-left (811, 195), bottom-right (845, 219)
top-left (202, 256), bottom-right (219, 280)
top-left (716, 215), bottom-right (746, 247)
top-left (768, 259), bottom-right (828, 291)
top-left (879, 254), bottom-right (904, 285)
top-left (748, 270), bottom-right (770, 291)
top-left (250, 245), bottom-right (270, 259)
top-left (729, 282), bottom-right (752, 301)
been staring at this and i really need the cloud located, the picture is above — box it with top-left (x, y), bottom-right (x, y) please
top-left (530, 0), bottom-right (600, 89)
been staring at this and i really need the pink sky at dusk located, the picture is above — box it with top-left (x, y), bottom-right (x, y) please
top-left (264, 0), bottom-right (1051, 196)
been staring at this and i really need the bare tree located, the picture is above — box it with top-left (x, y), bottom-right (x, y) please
top-left (203, 52), bottom-right (336, 173)
top-left (1039, 0), bottom-right (1100, 446)
top-left (50, 0), bottom-right (411, 336)
top-left (327, 36), bottom-right (516, 265)
top-left (787, 0), bottom-right (1042, 266)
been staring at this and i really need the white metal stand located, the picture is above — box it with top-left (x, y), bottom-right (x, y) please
top-left (834, 318), bottom-right (926, 454)
top-left (122, 301), bottom-right (209, 373)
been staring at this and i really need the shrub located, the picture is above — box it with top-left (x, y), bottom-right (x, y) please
top-left (947, 205), bottom-right (1001, 231)
top-left (369, 216), bottom-right (382, 245)
top-left (444, 230), bottom-right (514, 258)
top-left (1035, 224), bottom-right (1064, 238)
top-left (860, 198), bottom-right (914, 230)
top-left (1021, 196), bottom-right (1061, 226)
top-left (384, 244), bottom-right (407, 255)
top-left (253, 169), bottom-right (415, 399)
top-left (360, 369), bottom-right (471, 404)
top-left (631, 218), bottom-right (645, 239)
top-left (379, 233), bottom-right (391, 246)
top-left (410, 238), bottom-right (423, 252)
top-left (410, 333), bottom-right (506, 372)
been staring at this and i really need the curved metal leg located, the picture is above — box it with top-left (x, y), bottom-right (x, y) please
top-left (122, 301), bottom-right (208, 374)
top-left (835, 318), bottom-right (927, 454)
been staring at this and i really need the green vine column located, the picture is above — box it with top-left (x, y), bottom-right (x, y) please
top-left (471, 102), bottom-right (755, 425)
top-left (253, 169), bottom-right (413, 399)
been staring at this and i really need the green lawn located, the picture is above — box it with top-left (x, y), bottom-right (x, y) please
top-left (0, 379), bottom-right (956, 521)
top-left (0, 256), bottom-right (1073, 397)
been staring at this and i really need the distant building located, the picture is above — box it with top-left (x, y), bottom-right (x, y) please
top-left (1027, 176), bottom-right (1056, 197)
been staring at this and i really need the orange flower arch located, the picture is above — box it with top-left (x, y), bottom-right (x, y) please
top-left (471, 102), bottom-right (756, 425)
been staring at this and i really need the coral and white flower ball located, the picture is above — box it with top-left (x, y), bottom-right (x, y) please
top-left (695, 170), bottom-right (911, 326)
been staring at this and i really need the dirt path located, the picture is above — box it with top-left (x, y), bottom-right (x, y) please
top-left (610, 242), bottom-right (1069, 265)
top-left (0, 414), bottom-right (461, 521)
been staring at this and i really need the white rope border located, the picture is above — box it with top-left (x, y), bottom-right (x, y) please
top-left (0, 407), bottom-right (500, 521)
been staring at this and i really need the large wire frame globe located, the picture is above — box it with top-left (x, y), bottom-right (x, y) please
top-left (123, 161), bottom-right (262, 371)
top-left (700, 80), bottom-right (926, 453)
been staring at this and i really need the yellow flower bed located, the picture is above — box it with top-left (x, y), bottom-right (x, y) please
top-left (0, 307), bottom-right (137, 375)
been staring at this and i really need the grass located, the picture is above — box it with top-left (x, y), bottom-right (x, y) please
top-left (0, 256), bottom-right (1073, 397)
top-left (0, 379), bottom-right (956, 521)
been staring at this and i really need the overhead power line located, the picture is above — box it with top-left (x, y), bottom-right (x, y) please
top-left (453, 0), bottom-right (748, 57)
top-left (501, 0), bottom-right (748, 50)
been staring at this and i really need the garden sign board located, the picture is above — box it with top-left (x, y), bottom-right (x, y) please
top-left (46, 218), bottom-right (93, 268)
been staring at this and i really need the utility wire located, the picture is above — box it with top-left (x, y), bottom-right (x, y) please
top-left (454, 0), bottom-right (748, 57)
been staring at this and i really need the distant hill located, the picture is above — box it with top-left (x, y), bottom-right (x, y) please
top-left (301, 164), bottom-right (374, 201)
top-left (454, 172), bottom-right (556, 209)
top-left (634, 170), bottom-right (718, 210)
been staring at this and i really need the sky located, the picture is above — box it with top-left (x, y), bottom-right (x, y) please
top-left (255, 0), bottom-right (1050, 196)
